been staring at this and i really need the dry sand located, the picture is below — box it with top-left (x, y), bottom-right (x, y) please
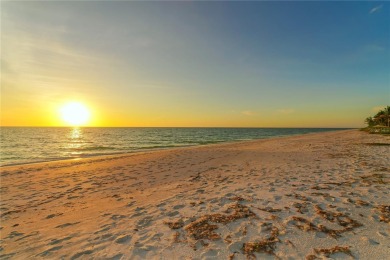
top-left (1, 130), bottom-right (389, 259)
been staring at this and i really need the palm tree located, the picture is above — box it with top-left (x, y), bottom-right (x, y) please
top-left (365, 106), bottom-right (390, 133)
top-left (384, 106), bottom-right (390, 127)
top-left (374, 107), bottom-right (387, 126)
top-left (365, 116), bottom-right (375, 127)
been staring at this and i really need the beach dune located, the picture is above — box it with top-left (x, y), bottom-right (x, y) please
top-left (1, 130), bottom-right (389, 259)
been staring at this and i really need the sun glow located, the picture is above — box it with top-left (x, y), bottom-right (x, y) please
top-left (60, 102), bottom-right (91, 126)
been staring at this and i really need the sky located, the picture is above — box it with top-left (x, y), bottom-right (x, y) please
top-left (1, 1), bottom-right (389, 127)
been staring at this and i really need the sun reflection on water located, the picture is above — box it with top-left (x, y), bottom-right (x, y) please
top-left (70, 127), bottom-right (82, 139)
top-left (67, 127), bottom-right (85, 155)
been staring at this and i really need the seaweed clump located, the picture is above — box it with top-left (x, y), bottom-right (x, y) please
top-left (185, 203), bottom-right (256, 241)
top-left (314, 205), bottom-right (362, 232)
top-left (360, 173), bottom-right (388, 184)
top-left (314, 246), bottom-right (353, 257)
top-left (229, 196), bottom-right (245, 201)
top-left (290, 205), bottom-right (363, 239)
top-left (185, 217), bottom-right (220, 240)
top-left (376, 205), bottom-right (390, 223)
top-left (242, 226), bottom-right (280, 259)
top-left (257, 207), bottom-right (282, 213)
top-left (164, 219), bottom-right (184, 229)
top-left (290, 216), bottom-right (340, 238)
top-left (292, 202), bottom-right (309, 214)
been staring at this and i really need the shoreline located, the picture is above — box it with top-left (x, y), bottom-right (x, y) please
top-left (1, 129), bottom-right (389, 259)
top-left (0, 128), bottom-right (354, 168)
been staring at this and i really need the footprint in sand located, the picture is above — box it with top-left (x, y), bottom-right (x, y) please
top-left (49, 235), bottom-right (73, 245)
top-left (45, 213), bottom-right (64, 219)
top-left (15, 231), bottom-right (40, 242)
top-left (126, 201), bottom-right (136, 207)
top-left (228, 241), bottom-right (243, 253)
top-left (201, 249), bottom-right (219, 258)
top-left (70, 249), bottom-right (94, 260)
top-left (6, 231), bottom-right (24, 239)
top-left (107, 253), bottom-right (124, 260)
top-left (136, 216), bottom-right (153, 228)
top-left (274, 195), bottom-right (282, 201)
top-left (173, 204), bottom-right (185, 210)
top-left (55, 222), bottom-right (80, 228)
top-left (166, 211), bottom-right (179, 217)
top-left (111, 214), bottom-right (126, 220)
top-left (115, 234), bottom-right (132, 244)
top-left (361, 236), bottom-right (380, 245)
top-left (377, 231), bottom-right (388, 237)
top-left (38, 246), bottom-right (63, 257)
top-left (94, 224), bottom-right (112, 234)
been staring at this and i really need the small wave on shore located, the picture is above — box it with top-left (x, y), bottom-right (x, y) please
top-left (0, 127), bottom-right (350, 166)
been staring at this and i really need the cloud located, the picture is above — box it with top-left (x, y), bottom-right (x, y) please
top-left (241, 110), bottom-right (255, 116)
top-left (364, 44), bottom-right (385, 52)
top-left (369, 5), bottom-right (383, 14)
top-left (277, 109), bottom-right (295, 114)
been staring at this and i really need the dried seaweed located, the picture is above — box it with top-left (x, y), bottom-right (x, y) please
top-left (290, 216), bottom-right (340, 238)
top-left (305, 255), bottom-right (318, 260)
top-left (208, 204), bottom-right (257, 224)
top-left (311, 192), bottom-right (335, 201)
top-left (185, 203), bottom-right (256, 241)
top-left (172, 231), bottom-right (181, 243)
top-left (266, 214), bottom-right (279, 221)
top-left (224, 235), bottom-right (232, 243)
top-left (285, 239), bottom-right (295, 247)
top-left (355, 199), bottom-right (370, 206)
top-left (364, 143), bottom-right (390, 146)
top-left (314, 205), bottom-right (362, 232)
top-left (376, 205), bottom-right (390, 223)
top-left (292, 202), bottom-right (309, 214)
top-left (286, 193), bottom-right (310, 201)
top-left (229, 196), bottom-right (245, 201)
top-left (185, 217), bottom-right (220, 240)
top-left (242, 226), bottom-right (280, 259)
top-left (257, 207), bottom-right (282, 213)
top-left (242, 240), bottom-right (276, 259)
top-left (314, 246), bottom-right (353, 257)
top-left (311, 185), bottom-right (332, 190)
top-left (323, 181), bottom-right (351, 186)
top-left (164, 219), bottom-right (184, 229)
top-left (360, 174), bottom-right (389, 184)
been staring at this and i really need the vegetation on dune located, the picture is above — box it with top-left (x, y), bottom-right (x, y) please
top-left (365, 106), bottom-right (390, 127)
top-left (364, 106), bottom-right (390, 134)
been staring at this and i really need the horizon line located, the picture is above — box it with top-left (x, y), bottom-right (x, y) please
top-left (0, 126), bottom-right (357, 129)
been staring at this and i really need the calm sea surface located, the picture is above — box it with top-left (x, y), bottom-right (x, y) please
top-left (0, 127), bottom-right (348, 166)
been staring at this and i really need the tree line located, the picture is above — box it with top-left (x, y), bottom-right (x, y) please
top-left (365, 106), bottom-right (390, 127)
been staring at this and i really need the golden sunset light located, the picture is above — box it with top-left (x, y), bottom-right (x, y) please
top-left (60, 102), bottom-right (91, 126)
top-left (1, 2), bottom-right (389, 258)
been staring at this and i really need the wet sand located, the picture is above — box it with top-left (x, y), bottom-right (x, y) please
top-left (1, 130), bottom-right (389, 259)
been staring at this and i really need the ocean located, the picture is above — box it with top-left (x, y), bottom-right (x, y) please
top-left (0, 127), bottom-right (349, 166)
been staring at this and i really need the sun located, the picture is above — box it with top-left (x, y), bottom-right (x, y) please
top-left (60, 102), bottom-right (91, 126)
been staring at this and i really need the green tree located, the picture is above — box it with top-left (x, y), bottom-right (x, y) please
top-left (373, 106), bottom-right (390, 127)
top-left (384, 106), bottom-right (390, 127)
top-left (365, 116), bottom-right (375, 127)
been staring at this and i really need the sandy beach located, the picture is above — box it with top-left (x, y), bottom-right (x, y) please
top-left (1, 129), bottom-right (389, 259)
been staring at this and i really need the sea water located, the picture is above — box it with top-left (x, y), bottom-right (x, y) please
top-left (0, 127), bottom-right (348, 166)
